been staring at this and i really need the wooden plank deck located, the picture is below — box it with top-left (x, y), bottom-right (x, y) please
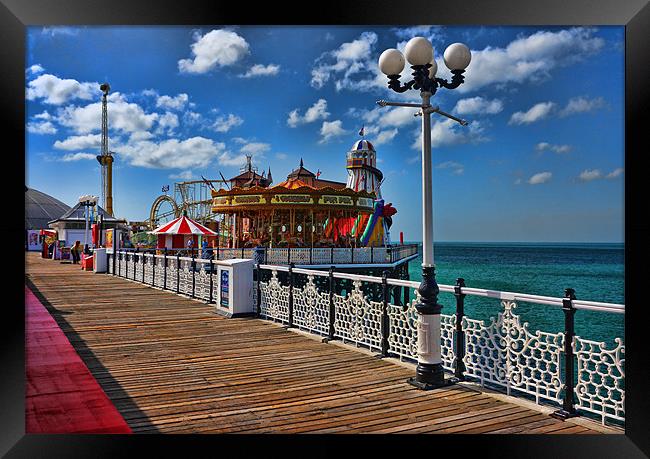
top-left (25, 252), bottom-right (621, 434)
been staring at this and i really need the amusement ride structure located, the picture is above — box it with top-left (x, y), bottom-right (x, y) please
top-left (96, 83), bottom-right (114, 216)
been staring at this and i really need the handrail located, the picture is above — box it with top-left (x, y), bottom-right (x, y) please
top-left (257, 262), bottom-right (626, 313)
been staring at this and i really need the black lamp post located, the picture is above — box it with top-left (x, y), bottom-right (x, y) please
top-left (377, 37), bottom-right (471, 389)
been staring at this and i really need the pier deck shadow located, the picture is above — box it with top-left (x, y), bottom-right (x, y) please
top-left (25, 252), bottom-right (620, 434)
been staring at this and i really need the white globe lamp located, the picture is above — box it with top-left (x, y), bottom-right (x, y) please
top-left (378, 48), bottom-right (405, 76)
top-left (443, 43), bottom-right (471, 70)
top-left (404, 37), bottom-right (433, 66)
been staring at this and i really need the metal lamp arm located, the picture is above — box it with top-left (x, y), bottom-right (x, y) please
top-left (387, 75), bottom-right (416, 93)
top-left (435, 70), bottom-right (466, 90)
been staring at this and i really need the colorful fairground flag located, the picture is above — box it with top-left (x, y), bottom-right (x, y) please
top-left (358, 126), bottom-right (365, 137)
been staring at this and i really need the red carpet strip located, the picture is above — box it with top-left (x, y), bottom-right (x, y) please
top-left (25, 286), bottom-right (132, 433)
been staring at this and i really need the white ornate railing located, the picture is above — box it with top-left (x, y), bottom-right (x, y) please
top-left (254, 264), bottom-right (625, 426)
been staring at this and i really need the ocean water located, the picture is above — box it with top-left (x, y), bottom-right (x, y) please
top-left (404, 242), bottom-right (625, 346)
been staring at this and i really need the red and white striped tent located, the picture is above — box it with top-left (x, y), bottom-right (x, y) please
top-left (149, 215), bottom-right (217, 250)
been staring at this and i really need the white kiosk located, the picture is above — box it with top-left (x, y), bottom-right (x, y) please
top-left (214, 258), bottom-right (254, 318)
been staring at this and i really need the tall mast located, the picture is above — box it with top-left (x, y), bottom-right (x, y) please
top-left (97, 82), bottom-right (114, 216)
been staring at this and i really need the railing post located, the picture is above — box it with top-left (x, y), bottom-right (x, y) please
top-left (216, 245), bottom-right (220, 261)
top-left (242, 247), bottom-right (245, 259)
top-left (380, 270), bottom-right (390, 357)
top-left (256, 263), bottom-right (262, 316)
top-left (208, 258), bottom-right (214, 303)
top-left (118, 252), bottom-right (121, 277)
top-left (152, 254), bottom-right (155, 286)
top-left (288, 247), bottom-right (291, 265)
top-left (163, 248), bottom-right (167, 290)
top-left (264, 247), bottom-right (268, 265)
top-left (309, 247), bottom-right (313, 265)
top-left (371, 246), bottom-right (374, 264)
top-left (351, 247), bottom-right (354, 264)
top-left (133, 251), bottom-right (137, 281)
top-left (330, 247), bottom-right (334, 264)
top-left (453, 278), bottom-right (466, 381)
top-left (553, 288), bottom-right (579, 419)
top-left (327, 266), bottom-right (335, 340)
top-left (125, 253), bottom-right (128, 279)
top-left (287, 262), bottom-right (294, 328)
top-left (387, 245), bottom-right (393, 263)
top-left (142, 251), bottom-right (145, 283)
top-left (176, 254), bottom-right (180, 294)
top-left (191, 254), bottom-right (196, 298)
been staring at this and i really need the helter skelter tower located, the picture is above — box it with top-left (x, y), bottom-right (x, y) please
top-left (346, 136), bottom-right (384, 198)
top-left (346, 132), bottom-right (393, 245)
top-left (96, 82), bottom-right (114, 216)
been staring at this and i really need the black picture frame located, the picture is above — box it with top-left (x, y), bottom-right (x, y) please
top-left (7, 0), bottom-right (649, 456)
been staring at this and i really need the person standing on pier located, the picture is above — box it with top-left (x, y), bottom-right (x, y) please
top-left (70, 240), bottom-right (81, 264)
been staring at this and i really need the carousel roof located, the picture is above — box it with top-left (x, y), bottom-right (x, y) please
top-left (149, 215), bottom-right (217, 235)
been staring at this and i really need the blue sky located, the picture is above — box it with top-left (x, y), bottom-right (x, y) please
top-left (26, 25), bottom-right (624, 242)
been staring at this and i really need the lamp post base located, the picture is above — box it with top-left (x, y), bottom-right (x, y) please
top-left (550, 409), bottom-right (579, 420)
top-left (407, 376), bottom-right (457, 391)
top-left (407, 362), bottom-right (457, 390)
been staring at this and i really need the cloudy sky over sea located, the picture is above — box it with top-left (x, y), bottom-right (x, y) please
top-left (25, 25), bottom-right (624, 242)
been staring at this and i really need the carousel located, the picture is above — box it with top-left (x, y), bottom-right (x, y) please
top-left (211, 137), bottom-right (397, 249)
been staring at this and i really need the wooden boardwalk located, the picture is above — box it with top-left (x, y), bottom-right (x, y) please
top-left (25, 252), bottom-right (621, 434)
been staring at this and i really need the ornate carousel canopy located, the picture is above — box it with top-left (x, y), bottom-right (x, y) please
top-left (211, 177), bottom-right (376, 214)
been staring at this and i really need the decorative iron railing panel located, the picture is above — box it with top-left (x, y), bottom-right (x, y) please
top-left (332, 280), bottom-right (382, 352)
top-left (178, 258), bottom-right (193, 296)
top-left (573, 336), bottom-right (625, 424)
top-left (462, 301), bottom-right (564, 404)
top-left (195, 261), bottom-right (211, 301)
top-left (292, 274), bottom-right (330, 335)
top-left (258, 269), bottom-right (290, 324)
top-left (134, 255), bottom-right (144, 283)
top-left (143, 254), bottom-right (154, 285)
top-left (153, 255), bottom-right (165, 288)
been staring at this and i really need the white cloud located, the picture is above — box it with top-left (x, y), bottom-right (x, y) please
top-left (183, 111), bottom-right (203, 126)
top-left (366, 128), bottom-right (398, 146)
top-left (319, 120), bottom-right (349, 143)
top-left (578, 169), bottom-right (603, 181)
top-left (509, 102), bottom-right (556, 125)
top-left (411, 118), bottom-right (487, 150)
top-left (436, 161), bottom-right (465, 175)
top-left (27, 64), bottom-right (45, 75)
top-left (60, 152), bottom-right (96, 162)
top-left (239, 142), bottom-right (270, 156)
top-left (536, 142), bottom-right (572, 154)
top-left (178, 29), bottom-right (250, 74)
top-left (275, 153), bottom-right (288, 160)
top-left (156, 93), bottom-right (189, 110)
top-left (559, 96), bottom-right (606, 117)
top-left (239, 63), bottom-right (280, 78)
top-left (287, 99), bottom-right (330, 127)
top-left (117, 137), bottom-right (226, 169)
top-left (53, 134), bottom-right (102, 150)
top-left (442, 28), bottom-right (604, 94)
top-left (578, 167), bottom-right (624, 182)
top-left (528, 171), bottom-right (552, 185)
top-left (26, 73), bottom-right (98, 105)
top-left (169, 170), bottom-right (194, 180)
top-left (211, 113), bottom-right (243, 133)
top-left (27, 121), bottom-right (57, 135)
top-left (454, 97), bottom-right (503, 115)
top-left (41, 27), bottom-right (79, 37)
top-left (311, 32), bottom-right (378, 90)
top-left (606, 168), bottom-right (624, 179)
top-left (156, 112), bottom-right (179, 134)
top-left (56, 98), bottom-right (158, 134)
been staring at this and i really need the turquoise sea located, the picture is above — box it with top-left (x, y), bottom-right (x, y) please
top-left (405, 242), bottom-right (625, 346)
